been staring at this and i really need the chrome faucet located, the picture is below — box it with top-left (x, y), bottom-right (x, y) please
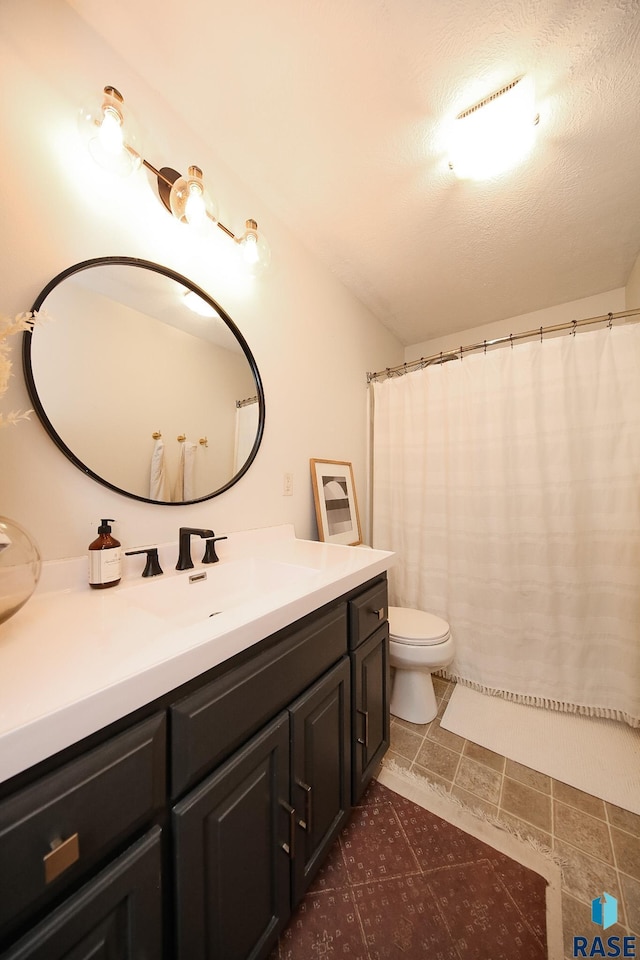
top-left (176, 527), bottom-right (214, 571)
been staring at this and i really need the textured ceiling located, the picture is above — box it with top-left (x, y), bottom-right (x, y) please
top-left (70, 0), bottom-right (640, 345)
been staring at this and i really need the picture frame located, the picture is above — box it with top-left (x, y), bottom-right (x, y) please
top-left (310, 459), bottom-right (362, 545)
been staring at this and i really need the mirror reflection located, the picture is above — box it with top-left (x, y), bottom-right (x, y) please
top-left (24, 258), bottom-right (264, 504)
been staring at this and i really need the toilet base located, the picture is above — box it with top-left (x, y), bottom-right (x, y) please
top-left (390, 668), bottom-right (438, 725)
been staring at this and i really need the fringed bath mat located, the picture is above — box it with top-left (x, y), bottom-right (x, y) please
top-left (441, 684), bottom-right (640, 815)
top-left (270, 775), bottom-right (559, 960)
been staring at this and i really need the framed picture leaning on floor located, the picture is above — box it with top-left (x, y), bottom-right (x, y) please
top-left (310, 459), bottom-right (362, 545)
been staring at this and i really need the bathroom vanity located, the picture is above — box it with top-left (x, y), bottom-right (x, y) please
top-left (0, 527), bottom-right (393, 959)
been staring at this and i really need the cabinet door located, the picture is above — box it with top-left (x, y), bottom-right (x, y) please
top-left (0, 827), bottom-right (162, 960)
top-left (290, 658), bottom-right (351, 904)
top-left (172, 713), bottom-right (290, 960)
top-left (352, 624), bottom-right (390, 802)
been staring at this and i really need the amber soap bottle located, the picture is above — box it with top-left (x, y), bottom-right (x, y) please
top-left (88, 519), bottom-right (122, 589)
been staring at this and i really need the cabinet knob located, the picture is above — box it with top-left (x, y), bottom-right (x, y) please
top-left (373, 607), bottom-right (385, 621)
top-left (43, 833), bottom-right (80, 884)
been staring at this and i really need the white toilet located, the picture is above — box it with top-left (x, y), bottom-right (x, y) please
top-left (388, 606), bottom-right (454, 724)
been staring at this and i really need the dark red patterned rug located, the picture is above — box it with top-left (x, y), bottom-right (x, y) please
top-left (270, 779), bottom-right (548, 959)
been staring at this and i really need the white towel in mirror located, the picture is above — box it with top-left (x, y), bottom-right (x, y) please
top-left (173, 440), bottom-right (197, 501)
top-left (149, 438), bottom-right (170, 501)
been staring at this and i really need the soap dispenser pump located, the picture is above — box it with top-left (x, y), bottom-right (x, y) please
top-left (88, 519), bottom-right (122, 589)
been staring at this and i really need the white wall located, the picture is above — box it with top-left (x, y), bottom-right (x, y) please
top-left (626, 250), bottom-right (640, 309)
top-left (404, 288), bottom-right (627, 363)
top-left (0, 0), bottom-right (403, 560)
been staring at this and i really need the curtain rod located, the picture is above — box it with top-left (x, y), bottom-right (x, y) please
top-left (366, 307), bottom-right (640, 383)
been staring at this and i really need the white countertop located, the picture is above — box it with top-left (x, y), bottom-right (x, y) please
top-left (0, 525), bottom-right (394, 786)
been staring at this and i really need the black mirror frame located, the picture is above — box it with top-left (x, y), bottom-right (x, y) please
top-left (22, 256), bottom-right (265, 505)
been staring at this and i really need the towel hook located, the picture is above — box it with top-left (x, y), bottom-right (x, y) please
top-left (199, 437), bottom-right (208, 447)
top-left (177, 434), bottom-right (186, 443)
top-left (152, 430), bottom-right (162, 439)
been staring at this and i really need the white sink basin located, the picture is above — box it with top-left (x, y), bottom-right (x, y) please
top-left (118, 558), bottom-right (318, 629)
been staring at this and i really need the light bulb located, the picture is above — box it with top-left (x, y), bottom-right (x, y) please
top-left (184, 182), bottom-right (206, 228)
top-left (169, 166), bottom-right (217, 233)
top-left (78, 85), bottom-right (142, 177)
top-left (237, 219), bottom-right (270, 274)
top-left (183, 291), bottom-right (220, 318)
top-left (98, 105), bottom-right (124, 155)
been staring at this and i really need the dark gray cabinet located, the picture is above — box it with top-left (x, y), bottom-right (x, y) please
top-left (173, 714), bottom-right (290, 960)
top-left (290, 657), bottom-right (351, 903)
top-left (172, 657), bottom-right (351, 960)
top-left (352, 624), bottom-right (390, 801)
top-left (348, 580), bottom-right (390, 802)
top-left (0, 574), bottom-right (389, 960)
top-left (0, 828), bottom-right (162, 960)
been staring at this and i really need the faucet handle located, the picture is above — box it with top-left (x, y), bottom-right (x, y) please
top-left (125, 547), bottom-right (163, 578)
top-left (202, 536), bottom-right (228, 564)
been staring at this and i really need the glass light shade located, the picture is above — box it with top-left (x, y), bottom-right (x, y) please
top-left (448, 76), bottom-right (537, 181)
top-left (169, 166), bottom-right (218, 233)
top-left (0, 516), bottom-right (41, 625)
top-left (78, 85), bottom-right (142, 177)
top-left (237, 219), bottom-right (271, 275)
top-left (183, 290), bottom-right (220, 318)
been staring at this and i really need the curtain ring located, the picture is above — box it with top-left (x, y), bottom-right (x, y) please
top-left (572, 319), bottom-right (577, 336)
top-left (608, 312), bottom-right (613, 329)
top-left (483, 339), bottom-right (487, 355)
top-left (510, 333), bottom-right (513, 349)
top-left (539, 326), bottom-right (543, 343)
top-left (459, 345), bottom-right (463, 361)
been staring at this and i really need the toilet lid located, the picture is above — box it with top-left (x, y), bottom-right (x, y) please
top-left (388, 606), bottom-right (450, 645)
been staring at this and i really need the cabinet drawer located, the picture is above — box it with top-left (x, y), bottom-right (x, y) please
top-left (171, 604), bottom-right (347, 797)
top-left (0, 827), bottom-right (163, 960)
top-left (348, 580), bottom-right (388, 649)
top-left (0, 713), bottom-right (166, 936)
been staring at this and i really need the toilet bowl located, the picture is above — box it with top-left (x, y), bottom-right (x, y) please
top-left (388, 606), bottom-right (454, 725)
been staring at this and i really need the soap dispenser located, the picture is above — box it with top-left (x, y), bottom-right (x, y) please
top-left (88, 519), bottom-right (122, 589)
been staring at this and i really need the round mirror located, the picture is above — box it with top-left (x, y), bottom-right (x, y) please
top-left (23, 257), bottom-right (265, 504)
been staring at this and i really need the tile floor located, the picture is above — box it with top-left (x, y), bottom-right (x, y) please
top-left (383, 677), bottom-right (640, 959)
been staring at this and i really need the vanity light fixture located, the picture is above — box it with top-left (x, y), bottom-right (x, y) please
top-left (78, 85), bottom-right (271, 273)
top-left (448, 75), bottom-right (539, 181)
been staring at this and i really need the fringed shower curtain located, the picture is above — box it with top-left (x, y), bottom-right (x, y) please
top-left (372, 324), bottom-right (640, 727)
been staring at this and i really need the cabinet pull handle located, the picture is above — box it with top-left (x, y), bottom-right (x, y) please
top-left (373, 607), bottom-right (385, 621)
top-left (296, 779), bottom-right (313, 834)
top-left (357, 708), bottom-right (370, 748)
top-left (44, 833), bottom-right (80, 884)
top-left (279, 801), bottom-right (296, 860)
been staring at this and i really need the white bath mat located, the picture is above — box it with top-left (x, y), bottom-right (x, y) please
top-left (441, 684), bottom-right (640, 815)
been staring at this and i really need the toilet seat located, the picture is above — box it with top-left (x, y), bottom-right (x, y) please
top-left (388, 606), bottom-right (450, 646)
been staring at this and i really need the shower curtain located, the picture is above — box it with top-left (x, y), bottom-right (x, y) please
top-left (372, 324), bottom-right (640, 727)
top-left (233, 399), bottom-right (259, 474)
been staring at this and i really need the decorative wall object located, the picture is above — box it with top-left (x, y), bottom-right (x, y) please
top-left (310, 459), bottom-right (362, 545)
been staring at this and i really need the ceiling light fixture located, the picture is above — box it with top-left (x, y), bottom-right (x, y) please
top-left (182, 291), bottom-right (220, 318)
top-left (448, 75), bottom-right (539, 181)
top-left (78, 85), bottom-right (270, 274)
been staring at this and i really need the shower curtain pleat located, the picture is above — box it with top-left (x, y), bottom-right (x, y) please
top-left (372, 324), bottom-right (640, 727)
